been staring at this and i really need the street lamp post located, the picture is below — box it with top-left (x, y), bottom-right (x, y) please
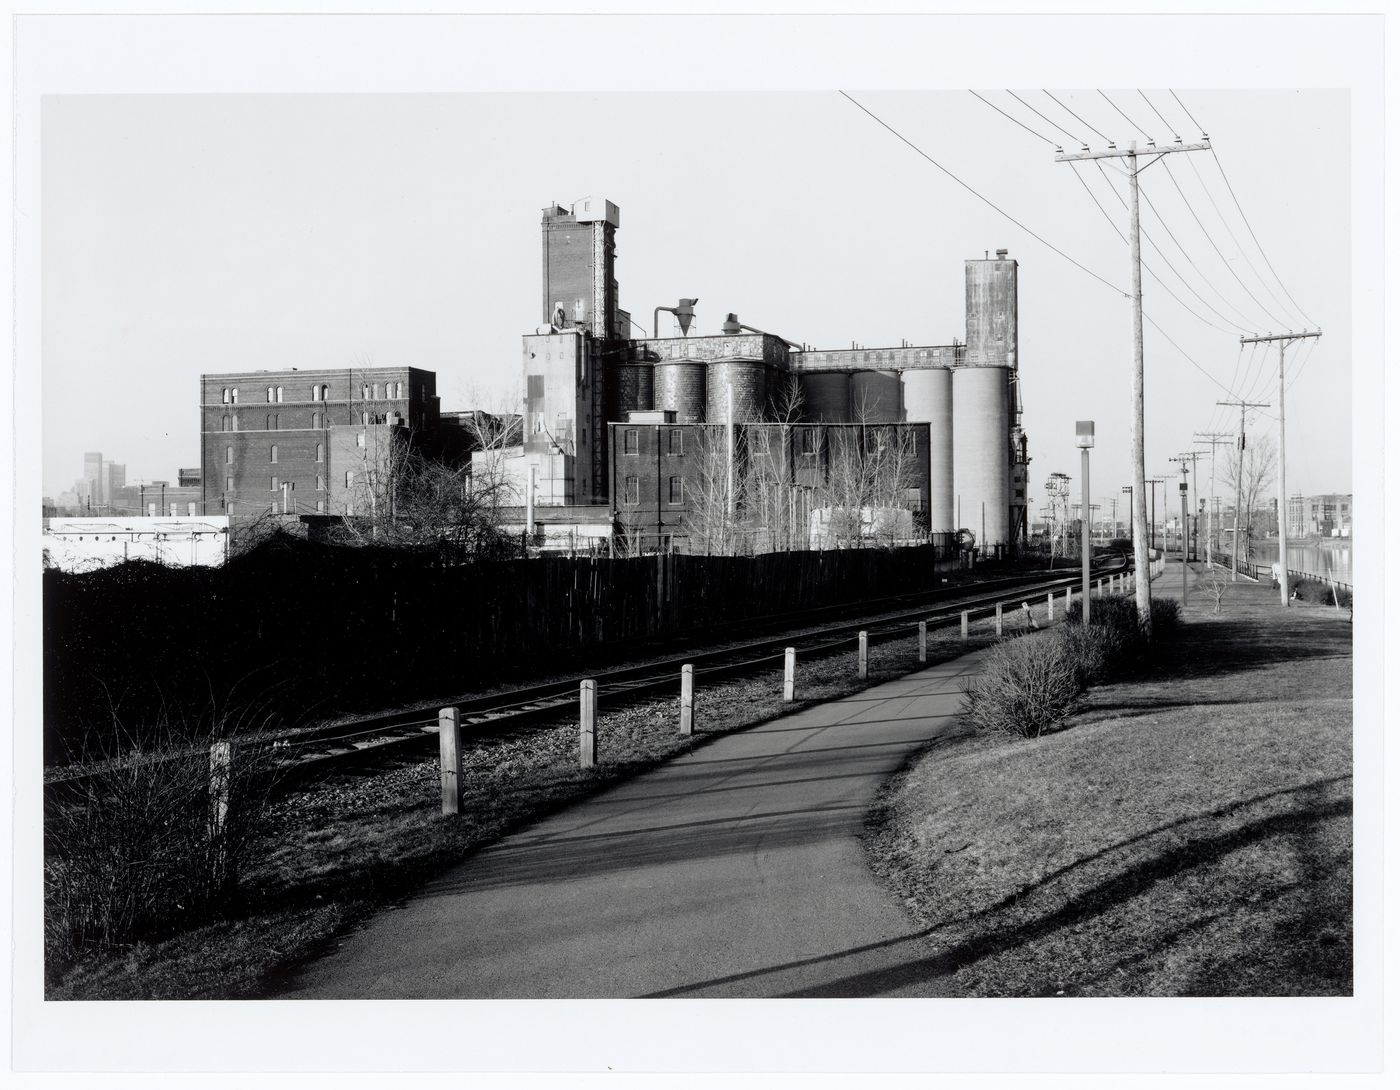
top-left (1077, 421), bottom-right (1094, 623)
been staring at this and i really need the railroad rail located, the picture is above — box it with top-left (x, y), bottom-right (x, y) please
top-left (45, 557), bottom-right (1132, 796)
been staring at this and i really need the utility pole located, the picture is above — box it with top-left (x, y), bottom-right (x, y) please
top-left (1194, 432), bottom-right (1231, 568)
top-left (1216, 399), bottom-right (1270, 581)
top-left (1170, 451), bottom-right (1205, 560)
top-left (1122, 485), bottom-right (1133, 543)
top-left (1056, 136), bottom-right (1211, 640)
top-left (1241, 330), bottom-right (1322, 606)
top-left (1146, 477), bottom-right (1166, 554)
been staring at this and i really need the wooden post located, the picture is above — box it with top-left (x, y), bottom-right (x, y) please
top-left (1065, 586), bottom-right (1072, 612)
top-left (994, 602), bottom-right (1003, 636)
top-left (579, 680), bottom-right (597, 767)
top-left (438, 707), bottom-right (463, 815)
top-left (679, 665), bottom-right (695, 734)
top-left (1047, 590), bottom-right (1055, 622)
top-left (857, 631), bottom-right (868, 679)
top-left (783, 647), bottom-right (796, 702)
top-left (917, 621), bottom-right (927, 663)
top-left (960, 611), bottom-right (969, 640)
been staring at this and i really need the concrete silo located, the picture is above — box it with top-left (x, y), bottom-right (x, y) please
top-left (608, 361), bottom-right (654, 423)
top-left (799, 372), bottom-right (851, 422)
top-left (902, 366), bottom-right (954, 533)
top-left (706, 360), bottom-right (770, 424)
top-left (850, 370), bottom-right (902, 422)
top-left (952, 365), bottom-right (1011, 550)
top-left (653, 361), bottom-right (708, 423)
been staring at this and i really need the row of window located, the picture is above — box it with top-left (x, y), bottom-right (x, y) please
top-left (219, 382), bottom-right (413, 405)
top-left (620, 476), bottom-right (684, 506)
top-left (224, 443), bottom-right (330, 465)
top-left (217, 411), bottom-right (406, 432)
top-left (618, 428), bottom-right (832, 456)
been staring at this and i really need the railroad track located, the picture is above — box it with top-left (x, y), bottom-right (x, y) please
top-left (266, 556), bottom-right (1132, 786)
top-left (44, 557), bottom-right (1131, 795)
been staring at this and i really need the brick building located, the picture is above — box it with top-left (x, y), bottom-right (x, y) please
top-left (199, 366), bottom-right (440, 516)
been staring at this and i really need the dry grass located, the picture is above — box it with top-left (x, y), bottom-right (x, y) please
top-left (865, 574), bottom-right (1352, 996)
top-left (48, 617), bottom-right (997, 999)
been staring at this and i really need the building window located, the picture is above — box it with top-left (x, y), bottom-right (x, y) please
top-left (270, 444), bottom-right (278, 463)
top-left (623, 429), bottom-right (639, 455)
top-left (312, 411), bottom-right (322, 429)
top-left (669, 429), bottom-right (683, 455)
top-left (362, 384), bottom-right (370, 399)
top-left (361, 412), bottom-right (369, 426)
top-left (316, 474), bottom-right (324, 491)
top-left (271, 476), bottom-right (279, 491)
top-left (221, 387), bottom-right (230, 404)
top-left (316, 499), bottom-right (325, 513)
top-left (231, 414), bottom-right (239, 431)
top-left (221, 414), bottom-right (230, 431)
top-left (624, 476), bottom-right (640, 505)
top-left (372, 383), bottom-right (380, 399)
top-left (319, 384), bottom-right (330, 400)
top-left (316, 443), bottom-right (324, 462)
top-left (276, 386), bottom-right (284, 402)
top-left (394, 382), bottom-right (403, 398)
top-left (225, 476), bottom-right (233, 492)
top-left (668, 476), bottom-right (683, 505)
top-left (266, 386), bottom-right (275, 403)
top-left (225, 446), bottom-right (233, 464)
top-left (801, 428), bottom-right (817, 455)
top-left (357, 431), bottom-right (366, 448)
top-left (311, 385), bottom-right (320, 401)
top-left (346, 470), bottom-right (354, 488)
top-left (230, 388), bottom-right (239, 403)
top-left (266, 414), bottom-right (274, 430)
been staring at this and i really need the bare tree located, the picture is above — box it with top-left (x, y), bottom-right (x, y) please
top-left (1222, 433), bottom-right (1278, 560)
top-left (682, 424), bottom-right (743, 556)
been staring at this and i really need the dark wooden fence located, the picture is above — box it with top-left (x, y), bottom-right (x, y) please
top-left (44, 540), bottom-right (957, 758)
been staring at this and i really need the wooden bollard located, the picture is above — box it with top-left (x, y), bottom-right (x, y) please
top-left (857, 631), bottom-right (868, 679)
top-left (1065, 586), bottom-right (1072, 611)
top-left (960, 611), bottom-right (969, 640)
top-left (579, 680), bottom-right (596, 768)
top-left (1047, 590), bottom-right (1055, 622)
top-left (1097, 579), bottom-right (1104, 599)
top-left (438, 708), bottom-right (462, 815)
top-left (917, 621), bottom-right (927, 663)
top-left (680, 664), bottom-right (694, 735)
top-left (994, 602), bottom-right (1003, 636)
top-left (783, 647), bottom-right (796, 702)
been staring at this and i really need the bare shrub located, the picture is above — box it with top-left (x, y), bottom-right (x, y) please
top-left (1200, 563), bottom-right (1231, 614)
top-left (963, 634), bottom-right (1082, 739)
top-left (44, 717), bottom-right (280, 976)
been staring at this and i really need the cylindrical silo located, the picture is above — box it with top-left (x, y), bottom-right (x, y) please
top-left (902, 367), bottom-right (954, 533)
top-left (653, 362), bottom-right (707, 423)
top-left (800, 372), bottom-right (852, 422)
top-left (952, 365), bottom-right (1010, 549)
top-left (608, 363), bottom-right (654, 423)
top-left (706, 361), bottom-right (769, 424)
top-left (850, 370), bottom-right (901, 422)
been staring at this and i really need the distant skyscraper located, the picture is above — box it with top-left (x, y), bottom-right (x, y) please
top-left (83, 452), bottom-right (104, 507)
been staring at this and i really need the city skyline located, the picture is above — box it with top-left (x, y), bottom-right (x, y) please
top-left (40, 86), bottom-right (1352, 509)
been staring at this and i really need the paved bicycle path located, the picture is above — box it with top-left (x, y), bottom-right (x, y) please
top-left (279, 649), bottom-right (989, 999)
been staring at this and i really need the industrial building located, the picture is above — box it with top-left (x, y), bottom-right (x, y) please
top-left (495, 197), bottom-right (1030, 555)
top-left (198, 366), bottom-right (443, 517)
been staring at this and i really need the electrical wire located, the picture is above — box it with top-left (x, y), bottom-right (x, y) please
top-left (838, 90), bottom-right (1128, 298)
top-left (1098, 90), bottom-right (1154, 141)
top-left (1092, 162), bottom-right (1256, 334)
top-left (1169, 89), bottom-right (1207, 135)
top-left (1142, 313), bottom-right (1238, 397)
top-left (1180, 151), bottom-right (1307, 329)
top-left (1070, 163), bottom-right (1239, 335)
top-left (1043, 90), bottom-right (1111, 143)
top-left (969, 90), bottom-right (1057, 146)
top-left (1006, 90), bottom-right (1081, 145)
top-left (1139, 90), bottom-right (1180, 139)
top-left (1160, 158), bottom-right (1292, 330)
top-left (1286, 336), bottom-right (1320, 392)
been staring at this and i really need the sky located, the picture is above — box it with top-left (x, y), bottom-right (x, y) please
top-left (36, 55), bottom-right (1355, 522)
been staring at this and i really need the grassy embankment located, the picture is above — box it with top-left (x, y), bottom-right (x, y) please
top-left (865, 568), bottom-right (1352, 996)
top-left (49, 611), bottom-right (1018, 1000)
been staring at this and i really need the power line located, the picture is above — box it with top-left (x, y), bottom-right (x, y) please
top-left (1179, 151), bottom-right (1308, 328)
top-left (1138, 91), bottom-right (1179, 139)
top-left (1086, 161), bottom-right (1250, 334)
top-left (1043, 90), bottom-right (1111, 143)
top-left (969, 90), bottom-right (1056, 146)
top-left (1006, 90), bottom-right (1080, 146)
top-left (1209, 146), bottom-right (1318, 327)
top-left (1285, 334), bottom-right (1320, 393)
top-left (1142, 312), bottom-right (1238, 397)
top-left (1098, 90), bottom-right (1153, 140)
top-left (838, 90), bottom-right (1128, 297)
top-left (1160, 158), bottom-right (1291, 329)
top-left (1168, 91), bottom-right (1316, 327)
top-left (1169, 89), bottom-right (1207, 135)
